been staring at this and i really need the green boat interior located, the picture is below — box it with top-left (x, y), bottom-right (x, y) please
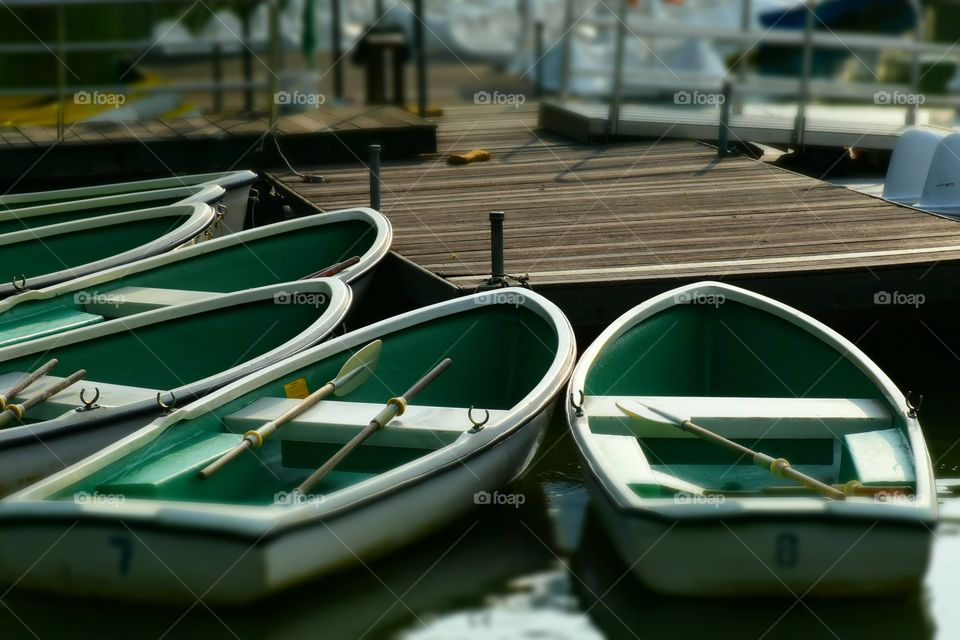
top-left (0, 214), bottom-right (196, 280)
top-left (50, 304), bottom-right (559, 506)
top-left (0, 219), bottom-right (376, 349)
top-left (0, 194), bottom-right (185, 236)
top-left (583, 300), bottom-right (917, 498)
top-left (0, 295), bottom-right (332, 427)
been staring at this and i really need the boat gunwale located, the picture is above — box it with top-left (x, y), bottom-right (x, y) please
top-left (0, 288), bottom-right (577, 540)
top-left (0, 184), bottom-right (224, 223)
top-left (566, 280), bottom-right (938, 522)
top-left (0, 278), bottom-right (352, 449)
top-left (0, 170), bottom-right (256, 210)
top-left (0, 207), bottom-right (391, 316)
top-left (0, 202), bottom-right (218, 296)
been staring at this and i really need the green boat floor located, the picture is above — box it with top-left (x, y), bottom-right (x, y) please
top-left (0, 308), bottom-right (104, 348)
top-left (648, 463), bottom-right (838, 493)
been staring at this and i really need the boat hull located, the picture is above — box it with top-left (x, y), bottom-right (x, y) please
top-left (585, 474), bottom-right (932, 597)
top-left (0, 404), bottom-right (552, 604)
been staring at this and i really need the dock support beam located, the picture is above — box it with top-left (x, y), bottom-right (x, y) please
top-left (369, 144), bottom-right (382, 211)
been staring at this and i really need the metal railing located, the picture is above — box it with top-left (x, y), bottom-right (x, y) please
top-left (557, 0), bottom-right (958, 146)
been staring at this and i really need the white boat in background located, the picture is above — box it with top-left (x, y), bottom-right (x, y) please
top-left (832, 126), bottom-right (960, 218)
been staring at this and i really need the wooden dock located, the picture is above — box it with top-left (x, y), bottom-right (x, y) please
top-left (270, 103), bottom-right (960, 327)
top-left (0, 106), bottom-right (435, 186)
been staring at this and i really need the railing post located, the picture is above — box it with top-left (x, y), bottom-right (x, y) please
top-left (607, 0), bottom-right (629, 137)
top-left (534, 20), bottom-right (545, 98)
top-left (56, 3), bottom-right (66, 142)
top-left (212, 43), bottom-right (223, 113)
top-left (268, 0), bottom-right (280, 132)
top-left (559, 0), bottom-right (574, 100)
top-left (369, 144), bottom-right (382, 211)
top-left (414, 0), bottom-right (427, 117)
top-left (242, 5), bottom-right (253, 111)
top-left (907, 0), bottom-right (923, 126)
top-left (734, 0), bottom-right (752, 115)
top-left (331, 0), bottom-right (344, 100)
top-left (792, 0), bottom-right (815, 150)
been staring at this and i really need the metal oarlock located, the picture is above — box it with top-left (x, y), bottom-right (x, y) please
top-left (369, 144), bottom-right (382, 211)
top-left (468, 406), bottom-right (490, 433)
top-left (77, 388), bottom-right (100, 412)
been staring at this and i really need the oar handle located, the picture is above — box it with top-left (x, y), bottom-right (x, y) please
top-left (296, 358), bottom-right (453, 495)
top-left (302, 256), bottom-right (361, 280)
top-left (198, 438), bottom-right (253, 479)
top-left (0, 369), bottom-right (85, 428)
top-left (402, 358), bottom-right (452, 405)
top-left (0, 359), bottom-right (59, 410)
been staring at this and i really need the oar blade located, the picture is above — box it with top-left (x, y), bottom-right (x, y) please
top-left (616, 399), bottom-right (686, 425)
top-left (334, 339), bottom-right (382, 397)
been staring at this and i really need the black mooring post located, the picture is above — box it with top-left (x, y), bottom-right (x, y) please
top-left (718, 81), bottom-right (732, 158)
top-left (331, 0), bottom-right (344, 100)
top-left (414, 0), bottom-right (427, 117)
top-left (369, 144), bottom-right (382, 211)
top-left (490, 211), bottom-right (505, 284)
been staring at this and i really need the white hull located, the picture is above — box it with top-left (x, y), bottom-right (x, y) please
top-left (0, 279), bottom-right (352, 496)
top-left (568, 281), bottom-right (937, 597)
top-left (0, 290), bottom-right (575, 604)
top-left (586, 474), bottom-right (931, 596)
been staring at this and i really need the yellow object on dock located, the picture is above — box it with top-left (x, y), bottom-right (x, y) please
top-left (447, 149), bottom-right (491, 165)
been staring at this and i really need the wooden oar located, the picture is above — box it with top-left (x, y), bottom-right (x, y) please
top-left (199, 340), bottom-right (383, 479)
top-left (301, 256), bottom-right (361, 280)
top-left (296, 357), bottom-right (452, 495)
top-left (617, 399), bottom-right (846, 501)
top-left (0, 369), bottom-right (86, 428)
top-left (0, 359), bottom-right (58, 411)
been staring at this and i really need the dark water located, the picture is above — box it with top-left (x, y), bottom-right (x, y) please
top-left (2, 306), bottom-right (960, 639)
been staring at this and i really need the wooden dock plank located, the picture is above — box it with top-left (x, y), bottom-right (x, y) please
top-left (270, 103), bottom-right (960, 307)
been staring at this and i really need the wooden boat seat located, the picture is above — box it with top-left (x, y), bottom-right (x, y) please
top-left (224, 398), bottom-right (508, 449)
top-left (82, 286), bottom-right (220, 318)
top-left (585, 395), bottom-right (892, 439)
top-left (0, 308), bottom-right (103, 349)
top-left (0, 371), bottom-right (157, 421)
